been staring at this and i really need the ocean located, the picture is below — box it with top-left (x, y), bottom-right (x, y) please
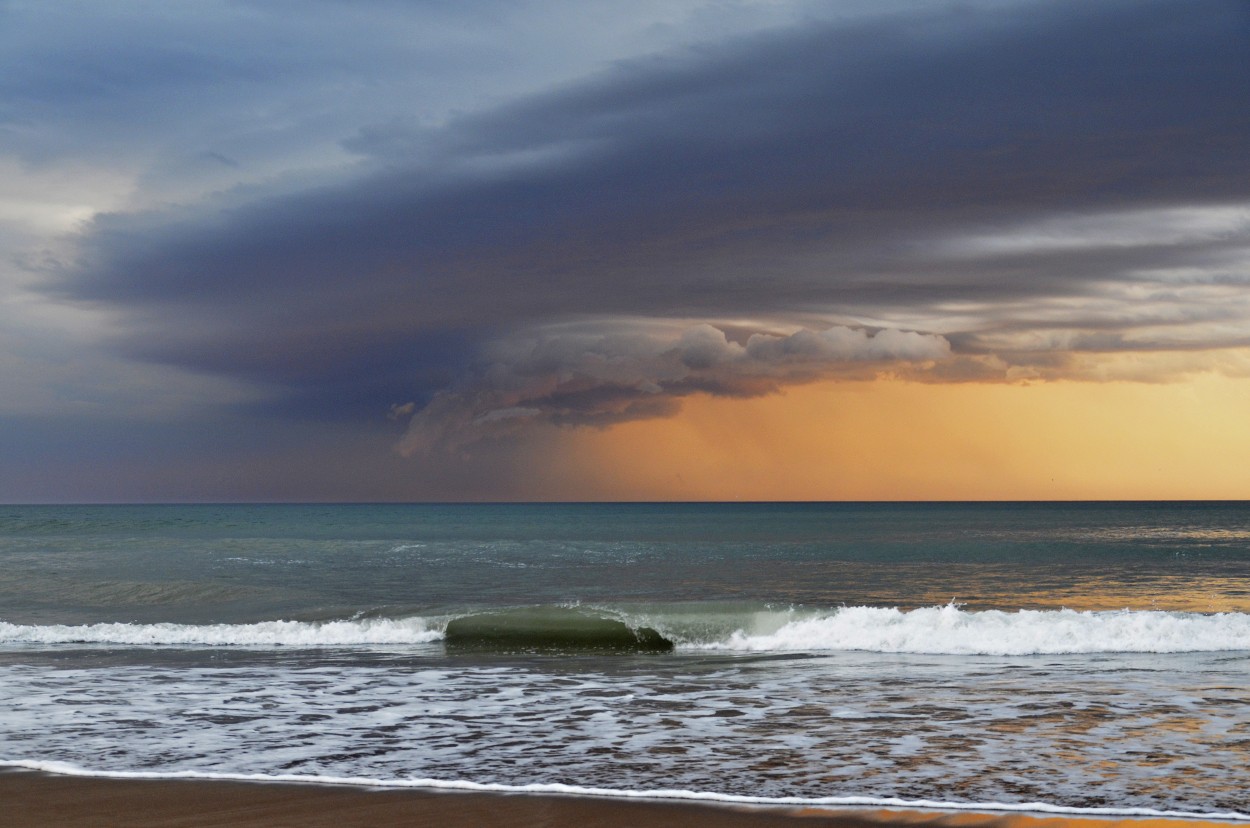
top-left (1, 502), bottom-right (1248, 818)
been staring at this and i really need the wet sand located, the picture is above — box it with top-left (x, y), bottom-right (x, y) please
top-left (3, 770), bottom-right (1243, 828)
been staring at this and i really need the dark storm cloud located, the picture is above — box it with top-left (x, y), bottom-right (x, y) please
top-left (396, 322), bottom-right (952, 455)
top-left (55, 0), bottom-right (1250, 438)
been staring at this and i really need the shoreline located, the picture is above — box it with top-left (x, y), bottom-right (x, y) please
top-left (4, 769), bottom-right (1247, 828)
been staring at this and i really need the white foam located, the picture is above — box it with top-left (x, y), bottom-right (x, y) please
top-left (6, 605), bottom-right (1250, 654)
top-left (699, 605), bottom-right (1250, 655)
top-left (0, 617), bottom-right (442, 647)
top-left (4, 759), bottom-right (1247, 822)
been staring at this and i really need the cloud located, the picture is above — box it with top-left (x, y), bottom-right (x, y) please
top-left (37, 0), bottom-right (1250, 454)
top-left (396, 321), bottom-right (950, 454)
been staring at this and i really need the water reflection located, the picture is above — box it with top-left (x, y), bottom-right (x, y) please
top-left (687, 561), bottom-right (1250, 614)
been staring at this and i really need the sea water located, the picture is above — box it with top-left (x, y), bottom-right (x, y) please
top-left (1, 502), bottom-right (1248, 817)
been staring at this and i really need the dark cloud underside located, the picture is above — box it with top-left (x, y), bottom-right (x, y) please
top-left (56, 0), bottom-right (1250, 433)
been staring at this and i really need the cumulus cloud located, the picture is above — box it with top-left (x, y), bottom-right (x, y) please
top-left (397, 321), bottom-right (950, 454)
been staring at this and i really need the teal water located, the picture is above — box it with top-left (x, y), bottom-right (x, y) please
top-left (1, 502), bottom-right (1249, 815)
top-left (3, 501), bottom-right (1249, 625)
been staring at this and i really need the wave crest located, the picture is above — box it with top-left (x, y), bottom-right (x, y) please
top-left (0, 617), bottom-right (441, 647)
top-left (705, 605), bottom-right (1250, 655)
top-left (2, 605), bottom-right (1249, 654)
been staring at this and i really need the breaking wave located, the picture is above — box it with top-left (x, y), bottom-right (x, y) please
top-left (0, 617), bottom-right (442, 647)
top-left (443, 606), bottom-right (672, 652)
top-left (3, 604), bottom-right (1249, 655)
top-left (703, 604), bottom-right (1250, 655)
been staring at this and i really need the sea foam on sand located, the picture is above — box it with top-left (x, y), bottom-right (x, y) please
top-left (3, 766), bottom-right (1249, 828)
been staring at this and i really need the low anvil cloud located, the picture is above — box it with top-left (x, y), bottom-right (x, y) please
top-left (397, 322), bottom-right (951, 455)
top-left (4, 0), bottom-right (1249, 497)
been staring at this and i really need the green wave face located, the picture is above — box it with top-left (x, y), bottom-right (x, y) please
top-left (443, 607), bottom-right (674, 653)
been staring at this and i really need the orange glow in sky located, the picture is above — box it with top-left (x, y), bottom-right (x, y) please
top-left (538, 372), bottom-right (1250, 501)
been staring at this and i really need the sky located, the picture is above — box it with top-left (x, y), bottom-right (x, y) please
top-left (1, 0), bottom-right (1249, 502)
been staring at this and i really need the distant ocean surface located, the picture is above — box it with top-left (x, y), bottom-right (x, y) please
top-left (2, 502), bottom-right (1249, 817)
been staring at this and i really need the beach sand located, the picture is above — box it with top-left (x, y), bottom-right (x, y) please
top-left (2, 770), bottom-right (1240, 828)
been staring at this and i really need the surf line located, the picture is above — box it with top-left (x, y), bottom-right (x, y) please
top-left (3, 760), bottom-right (1249, 823)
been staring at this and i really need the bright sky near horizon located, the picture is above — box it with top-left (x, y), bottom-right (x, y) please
top-left (2, 0), bottom-right (1249, 502)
